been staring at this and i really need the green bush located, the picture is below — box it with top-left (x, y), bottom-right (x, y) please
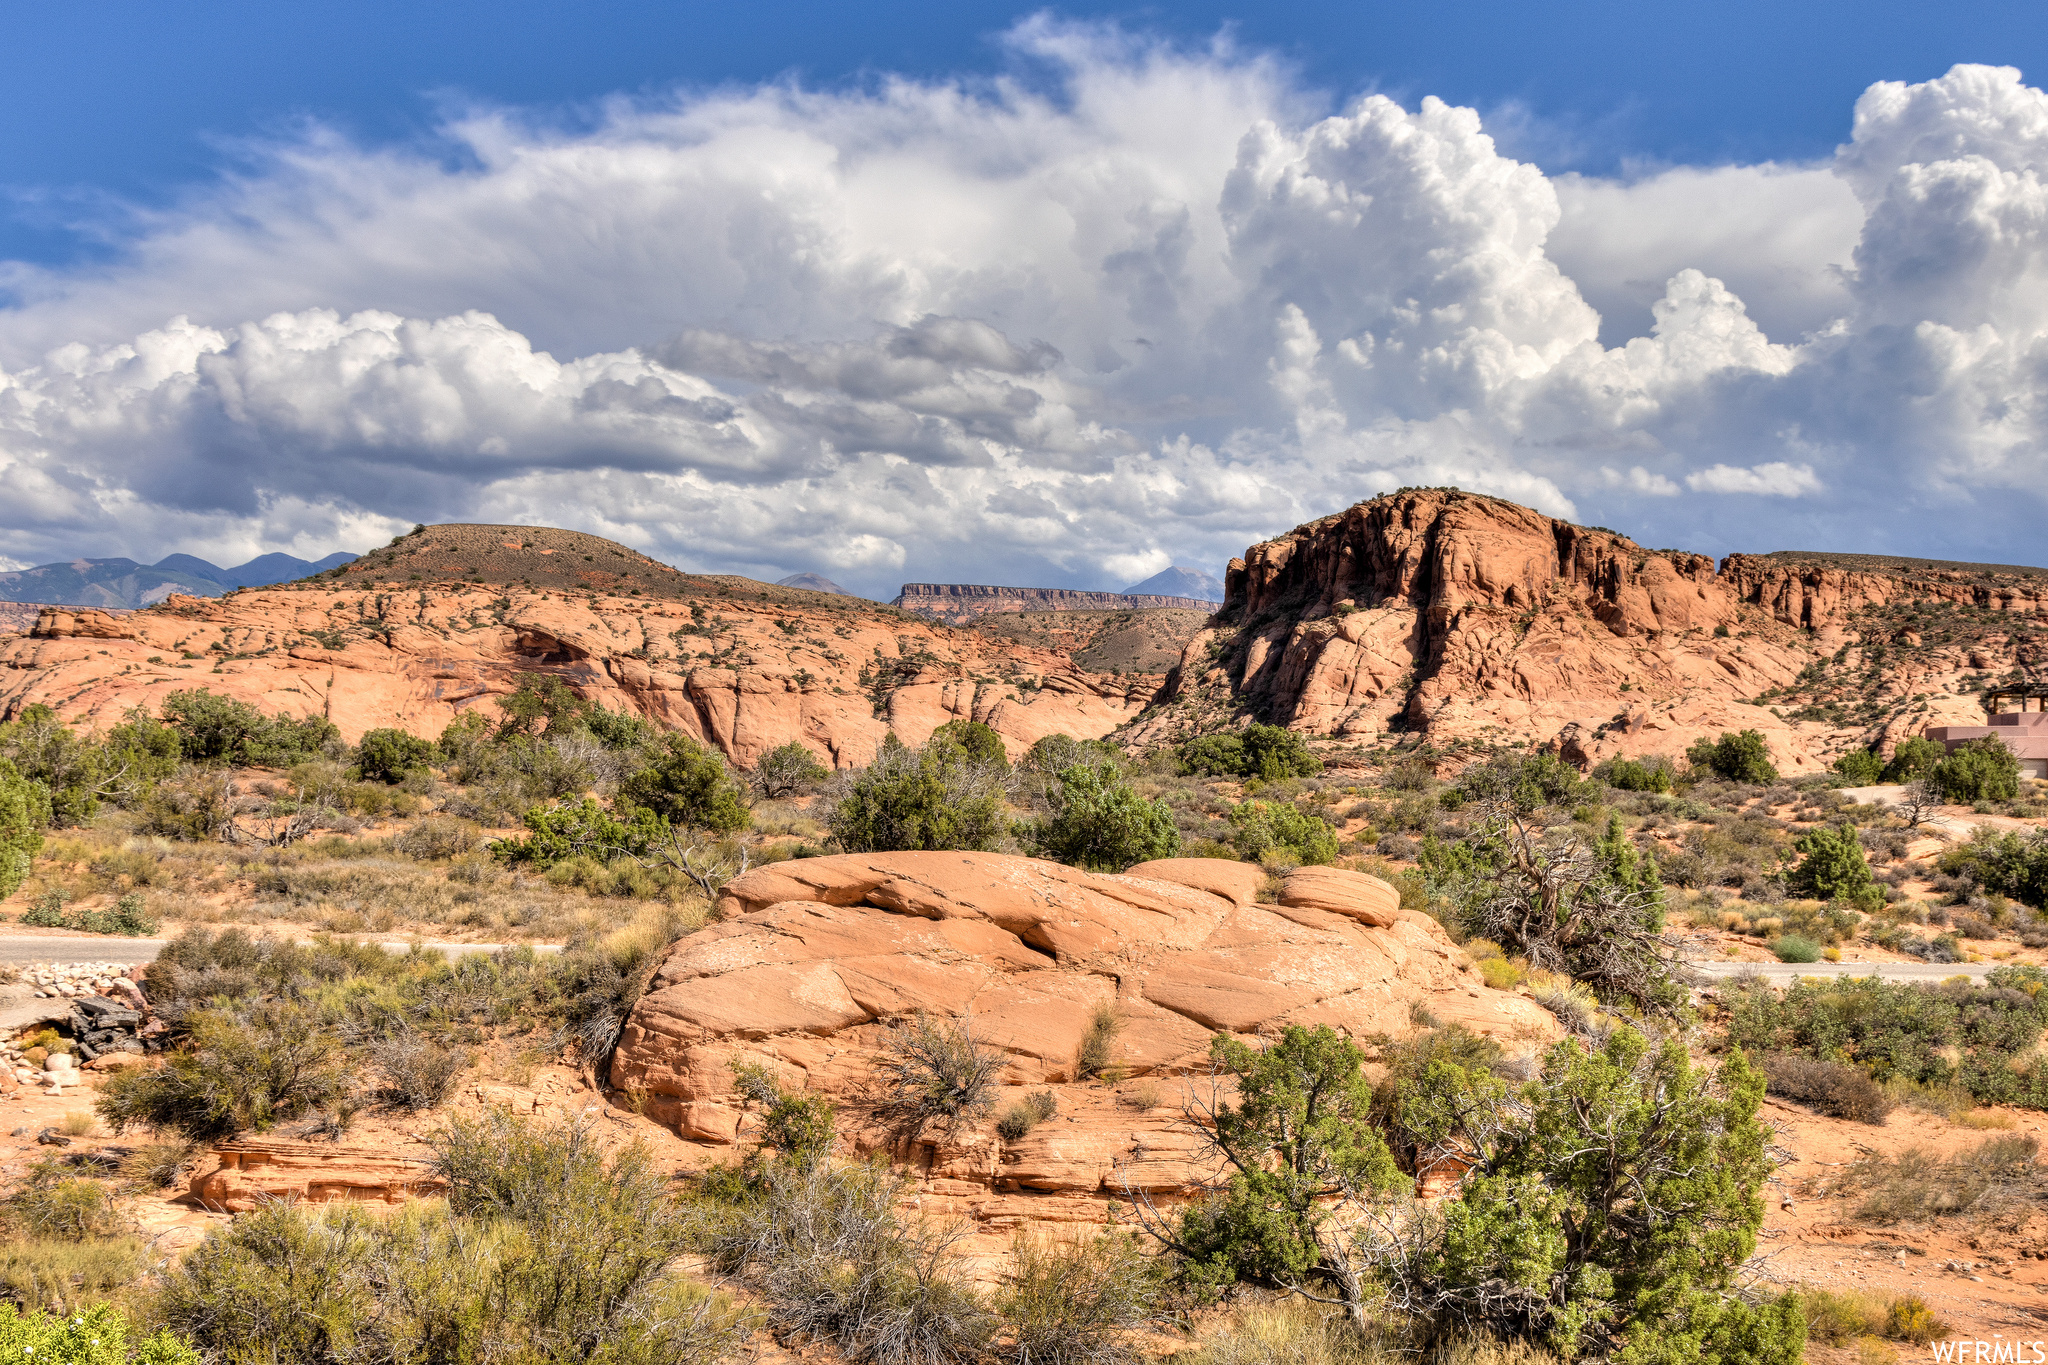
top-left (996, 1231), bottom-right (1162, 1365)
top-left (0, 1302), bottom-right (196, 1365)
top-left (0, 758), bottom-right (52, 901)
top-left (1227, 800), bottom-right (1338, 866)
top-left (96, 1004), bottom-right (357, 1141)
top-left (352, 728), bottom-right (438, 784)
top-left (1785, 821), bottom-right (1882, 911)
top-left (10, 1161), bottom-right (127, 1239)
top-left (494, 673), bottom-right (590, 739)
top-left (1770, 934), bottom-right (1822, 963)
top-left (489, 797), bottom-right (666, 866)
top-left (1175, 725), bottom-right (1320, 781)
top-left (160, 690), bottom-right (340, 767)
top-left (0, 1237), bottom-right (149, 1317)
top-left (1685, 730), bottom-right (1778, 785)
top-left (156, 1114), bottom-right (751, 1365)
top-left (930, 719), bottom-right (1009, 772)
top-left (1025, 762), bottom-right (1179, 871)
top-left (619, 734), bottom-right (751, 834)
top-left (1599, 756), bottom-right (1674, 794)
top-left (871, 1011), bottom-right (1001, 1135)
top-left (1757, 1054), bottom-right (1892, 1124)
top-left (1932, 736), bottom-right (2021, 804)
top-left (1881, 736), bottom-right (1946, 784)
top-left (1722, 971), bottom-right (2048, 1109)
top-left (1938, 826), bottom-right (2048, 908)
top-left (755, 740), bottom-right (831, 798)
top-left (1831, 749), bottom-right (1884, 786)
top-left (0, 703), bottom-right (179, 826)
top-left (995, 1090), bottom-right (1058, 1142)
top-left (828, 736), bottom-right (1008, 853)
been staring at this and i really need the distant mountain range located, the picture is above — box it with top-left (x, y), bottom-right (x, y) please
top-left (1120, 566), bottom-right (1224, 602)
top-left (0, 550), bottom-right (358, 609)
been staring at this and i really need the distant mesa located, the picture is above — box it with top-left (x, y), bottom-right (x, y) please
top-left (775, 572), bottom-right (860, 597)
top-left (1120, 565), bottom-right (1224, 602)
top-left (893, 582), bottom-right (1218, 626)
top-left (0, 550), bottom-right (358, 609)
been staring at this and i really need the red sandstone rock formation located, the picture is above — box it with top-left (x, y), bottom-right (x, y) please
top-left (0, 583), bottom-right (1157, 768)
top-left (609, 852), bottom-right (1555, 1248)
top-left (894, 583), bottom-right (1216, 626)
top-left (1134, 490), bottom-right (2046, 772)
top-left (189, 1139), bottom-right (445, 1211)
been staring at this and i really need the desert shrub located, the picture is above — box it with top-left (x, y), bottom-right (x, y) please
top-left (9, 1162), bottom-right (125, 1239)
top-left (160, 689), bottom-right (341, 767)
top-left (1794, 1288), bottom-right (1887, 1345)
top-left (1881, 736), bottom-right (1946, 784)
top-left (368, 1034), bottom-right (470, 1110)
top-left (619, 733), bottom-right (751, 834)
top-left (1722, 971), bottom-right (2048, 1109)
top-left (390, 814), bottom-right (480, 860)
top-left (1686, 730), bottom-right (1778, 785)
top-left (1176, 725), bottom-right (1320, 781)
top-left (0, 759), bottom-right (52, 900)
top-left (996, 1090), bottom-right (1059, 1142)
top-left (1173, 1301), bottom-right (1386, 1365)
top-left (1074, 1002), bottom-right (1125, 1081)
top-left (1598, 756), bottom-right (1675, 794)
top-left (0, 1238), bottom-right (150, 1317)
top-left (1883, 1296), bottom-right (1950, 1347)
top-left (872, 1011), bottom-right (1001, 1134)
top-left (1770, 934), bottom-right (1822, 963)
top-left (137, 769), bottom-right (234, 842)
top-left (122, 1141), bottom-right (198, 1191)
top-left (493, 672), bottom-right (590, 739)
top-left (1228, 800), bottom-right (1338, 866)
top-left (828, 736), bottom-right (1009, 854)
top-left (1758, 1054), bottom-right (1893, 1124)
top-left (96, 1004), bottom-right (357, 1141)
top-left (1832, 749), bottom-right (1885, 786)
top-left (0, 1302), bottom-right (195, 1365)
top-left (489, 797), bottom-right (665, 866)
top-left (1841, 1135), bottom-right (2040, 1224)
top-left (159, 1114), bottom-right (750, 1365)
top-left (1027, 761), bottom-right (1179, 872)
top-left (0, 703), bottom-right (179, 826)
top-left (1932, 736), bottom-right (2020, 804)
top-left (730, 1061), bottom-right (838, 1166)
top-left (930, 719), bottom-right (1010, 771)
top-left (1161, 1024), bottom-right (1797, 1364)
top-left (1785, 821), bottom-right (1884, 911)
top-left (352, 728), bottom-right (438, 784)
top-left (694, 1157), bottom-right (991, 1364)
top-left (756, 740), bottom-right (831, 798)
top-left (995, 1231), bottom-right (1162, 1365)
top-left (1939, 826), bottom-right (2048, 909)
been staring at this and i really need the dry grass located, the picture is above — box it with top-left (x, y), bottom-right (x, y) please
top-left (57, 1113), bottom-right (95, 1138)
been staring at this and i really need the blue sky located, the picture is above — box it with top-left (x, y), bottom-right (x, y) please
top-left (2, 3), bottom-right (2047, 590)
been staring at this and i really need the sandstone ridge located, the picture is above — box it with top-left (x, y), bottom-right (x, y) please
top-left (610, 852), bottom-right (1554, 1239)
top-left (0, 576), bottom-right (1156, 768)
top-left (894, 583), bottom-right (1217, 625)
top-left (1133, 489), bottom-right (2046, 771)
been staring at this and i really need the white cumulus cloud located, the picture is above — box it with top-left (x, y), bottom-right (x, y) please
top-left (0, 38), bottom-right (2046, 589)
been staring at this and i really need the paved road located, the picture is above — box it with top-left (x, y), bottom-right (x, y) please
top-left (0, 936), bottom-right (561, 965)
top-left (1689, 959), bottom-right (1995, 983)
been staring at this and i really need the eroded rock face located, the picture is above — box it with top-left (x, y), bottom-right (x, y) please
top-left (0, 583), bottom-right (1158, 767)
top-left (610, 852), bottom-right (1556, 1237)
top-left (1138, 489), bottom-right (2047, 772)
top-left (189, 1140), bottom-right (445, 1212)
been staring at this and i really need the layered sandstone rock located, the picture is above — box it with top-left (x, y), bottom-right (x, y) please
top-left (1137, 490), bottom-right (2045, 772)
top-left (189, 1139), bottom-right (445, 1212)
top-left (894, 583), bottom-right (1216, 625)
top-left (0, 579), bottom-right (1157, 768)
top-left (610, 852), bottom-right (1555, 1245)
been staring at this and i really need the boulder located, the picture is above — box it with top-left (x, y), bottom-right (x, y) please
top-left (612, 852), bottom-right (1558, 1245)
top-left (189, 1139), bottom-right (446, 1212)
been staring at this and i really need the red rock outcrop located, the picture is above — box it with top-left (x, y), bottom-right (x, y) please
top-left (0, 579), bottom-right (1158, 768)
top-left (189, 1139), bottom-right (445, 1211)
top-left (609, 852), bottom-right (1556, 1248)
top-left (1135, 490), bottom-right (2046, 772)
top-left (893, 583), bottom-right (1216, 626)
